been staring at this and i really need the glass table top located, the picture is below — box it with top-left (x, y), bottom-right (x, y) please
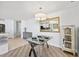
top-left (26, 37), bottom-right (50, 45)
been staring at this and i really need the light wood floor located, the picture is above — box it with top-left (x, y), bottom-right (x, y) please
top-left (8, 38), bottom-right (27, 50)
top-left (0, 43), bottom-right (74, 57)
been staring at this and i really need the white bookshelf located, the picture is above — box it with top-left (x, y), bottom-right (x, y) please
top-left (62, 25), bottom-right (76, 55)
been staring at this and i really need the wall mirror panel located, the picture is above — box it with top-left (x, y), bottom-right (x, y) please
top-left (40, 17), bottom-right (60, 32)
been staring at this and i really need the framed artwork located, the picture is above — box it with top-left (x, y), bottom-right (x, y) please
top-left (40, 21), bottom-right (51, 32)
top-left (40, 17), bottom-right (60, 32)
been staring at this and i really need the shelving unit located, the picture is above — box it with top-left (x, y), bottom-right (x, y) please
top-left (62, 25), bottom-right (76, 55)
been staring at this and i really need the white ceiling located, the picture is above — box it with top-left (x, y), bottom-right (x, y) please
top-left (0, 1), bottom-right (79, 20)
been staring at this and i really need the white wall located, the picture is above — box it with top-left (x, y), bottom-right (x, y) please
top-left (0, 20), bottom-right (5, 24)
top-left (5, 19), bottom-right (16, 38)
top-left (0, 19), bottom-right (15, 38)
top-left (21, 6), bottom-right (79, 54)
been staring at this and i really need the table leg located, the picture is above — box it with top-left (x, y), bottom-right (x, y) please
top-left (29, 43), bottom-right (37, 57)
top-left (46, 42), bottom-right (49, 48)
top-left (32, 47), bottom-right (37, 57)
top-left (29, 48), bottom-right (32, 56)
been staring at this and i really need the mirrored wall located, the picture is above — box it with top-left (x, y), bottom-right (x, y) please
top-left (40, 17), bottom-right (60, 32)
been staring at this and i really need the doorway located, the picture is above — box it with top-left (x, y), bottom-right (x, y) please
top-left (15, 21), bottom-right (21, 38)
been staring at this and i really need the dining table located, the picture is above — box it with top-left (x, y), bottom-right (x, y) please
top-left (26, 36), bottom-right (50, 57)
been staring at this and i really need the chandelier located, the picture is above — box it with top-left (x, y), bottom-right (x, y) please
top-left (35, 7), bottom-right (47, 21)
